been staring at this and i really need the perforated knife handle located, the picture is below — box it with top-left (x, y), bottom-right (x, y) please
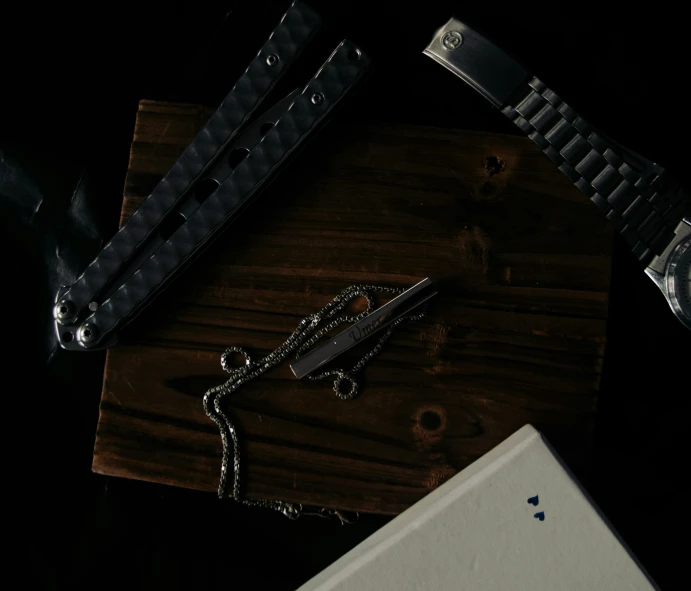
top-left (54, 0), bottom-right (322, 329)
top-left (72, 40), bottom-right (372, 349)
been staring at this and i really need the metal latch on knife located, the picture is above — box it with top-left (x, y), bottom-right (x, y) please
top-left (53, 0), bottom-right (372, 351)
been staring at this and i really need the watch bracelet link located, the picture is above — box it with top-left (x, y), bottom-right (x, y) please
top-left (502, 76), bottom-right (690, 265)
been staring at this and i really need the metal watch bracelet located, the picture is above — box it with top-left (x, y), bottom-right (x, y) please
top-left (424, 18), bottom-right (690, 266)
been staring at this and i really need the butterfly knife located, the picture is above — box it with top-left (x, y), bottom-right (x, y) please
top-left (53, 1), bottom-right (372, 350)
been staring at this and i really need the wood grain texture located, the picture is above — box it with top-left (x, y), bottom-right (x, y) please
top-left (92, 99), bottom-right (612, 514)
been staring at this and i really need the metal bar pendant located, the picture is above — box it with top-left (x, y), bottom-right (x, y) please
top-left (290, 278), bottom-right (437, 379)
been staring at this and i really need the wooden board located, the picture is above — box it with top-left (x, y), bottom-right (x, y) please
top-left (92, 99), bottom-right (612, 514)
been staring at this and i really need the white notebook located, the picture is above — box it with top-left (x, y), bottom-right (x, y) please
top-left (298, 425), bottom-right (657, 591)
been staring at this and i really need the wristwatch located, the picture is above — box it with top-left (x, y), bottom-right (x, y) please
top-left (424, 18), bottom-right (691, 330)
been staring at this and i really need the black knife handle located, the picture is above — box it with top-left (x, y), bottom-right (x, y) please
top-left (71, 40), bottom-right (371, 349)
top-left (55, 0), bottom-right (322, 327)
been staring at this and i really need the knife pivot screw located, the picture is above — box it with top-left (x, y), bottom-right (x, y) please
top-left (78, 322), bottom-right (99, 345)
top-left (442, 31), bottom-right (463, 50)
top-left (266, 53), bottom-right (279, 67)
top-left (55, 299), bottom-right (75, 322)
top-left (311, 92), bottom-right (324, 105)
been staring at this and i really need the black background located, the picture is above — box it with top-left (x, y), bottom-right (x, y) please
top-left (2, 1), bottom-right (688, 589)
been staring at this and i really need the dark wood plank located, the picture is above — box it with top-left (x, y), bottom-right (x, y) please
top-left (92, 99), bottom-right (612, 514)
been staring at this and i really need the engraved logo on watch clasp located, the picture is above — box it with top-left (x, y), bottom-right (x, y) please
top-left (442, 30), bottom-right (463, 50)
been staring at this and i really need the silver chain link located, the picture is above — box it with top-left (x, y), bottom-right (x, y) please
top-left (203, 283), bottom-right (427, 520)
